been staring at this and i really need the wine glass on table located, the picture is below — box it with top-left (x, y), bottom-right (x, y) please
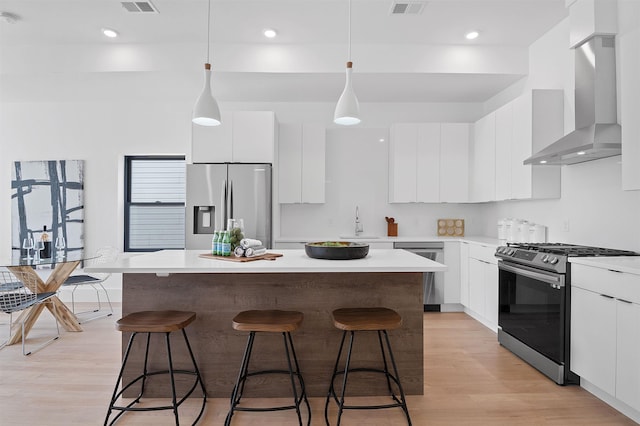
top-left (55, 236), bottom-right (66, 259)
top-left (34, 240), bottom-right (44, 262)
top-left (22, 237), bottom-right (34, 261)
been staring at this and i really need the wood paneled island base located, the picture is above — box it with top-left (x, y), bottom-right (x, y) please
top-left (121, 271), bottom-right (424, 398)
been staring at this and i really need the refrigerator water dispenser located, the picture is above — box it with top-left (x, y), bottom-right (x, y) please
top-left (194, 206), bottom-right (215, 234)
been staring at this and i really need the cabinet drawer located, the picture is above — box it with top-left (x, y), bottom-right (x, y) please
top-left (572, 264), bottom-right (640, 304)
top-left (468, 243), bottom-right (498, 264)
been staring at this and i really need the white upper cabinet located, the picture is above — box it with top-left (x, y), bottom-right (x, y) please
top-left (480, 89), bottom-right (563, 202)
top-left (471, 112), bottom-right (496, 202)
top-left (278, 123), bottom-right (325, 204)
top-left (494, 103), bottom-right (513, 201)
top-left (440, 123), bottom-right (470, 202)
top-left (389, 122), bottom-right (469, 203)
top-left (416, 124), bottom-right (441, 202)
top-left (191, 111), bottom-right (276, 163)
top-left (620, 3), bottom-right (640, 190)
top-left (389, 123), bottom-right (419, 203)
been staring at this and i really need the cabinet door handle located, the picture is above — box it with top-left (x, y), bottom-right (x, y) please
top-left (617, 298), bottom-right (633, 304)
top-left (600, 294), bottom-right (614, 299)
top-left (608, 269), bottom-right (623, 273)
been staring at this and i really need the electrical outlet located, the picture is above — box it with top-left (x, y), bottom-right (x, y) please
top-left (563, 219), bottom-right (570, 232)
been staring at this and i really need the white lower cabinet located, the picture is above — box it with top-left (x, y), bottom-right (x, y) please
top-left (465, 242), bottom-right (498, 331)
top-left (570, 286), bottom-right (617, 395)
top-left (459, 241), bottom-right (470, 307)
top-left (616, 300), bottom-right (640, 410)
top-left (570, 263), bottom-right (640, 416)
top-left (443, 241), bottom-right (461, 306)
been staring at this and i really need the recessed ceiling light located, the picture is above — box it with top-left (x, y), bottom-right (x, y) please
top-left (263, 29), bottom-right (277, 38)
top-left (540, 160), bottom-right (547, 164)
top-left (465, 31), bottom-right (479, 40)
top-left (577, 151), bottom-right (586, 155)
top-left (102, 28), bottom-right (119, 38)
top-left (379, 138), bottom-right (385, 143)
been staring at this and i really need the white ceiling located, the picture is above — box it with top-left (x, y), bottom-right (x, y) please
top-left (0, 0), bottom-right (569, 103)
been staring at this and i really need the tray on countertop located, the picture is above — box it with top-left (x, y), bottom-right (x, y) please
top-left (199, 252), bottom-right (283, 262)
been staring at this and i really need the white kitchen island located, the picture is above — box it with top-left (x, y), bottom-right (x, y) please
top-left (88, 249), bottom-right (446, 397)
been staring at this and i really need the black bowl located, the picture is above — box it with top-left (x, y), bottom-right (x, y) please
top-left (304, 241), bottom-right (370, 260)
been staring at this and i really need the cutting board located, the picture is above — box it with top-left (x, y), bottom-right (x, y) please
top-left (199, 252), bottom-right (283, 262)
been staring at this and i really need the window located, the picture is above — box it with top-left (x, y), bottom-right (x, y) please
top-left (124, 156), bottom-right (185, 252)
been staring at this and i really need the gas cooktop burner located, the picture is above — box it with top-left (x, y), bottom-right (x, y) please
top-left (506, 242), bottom-right (638, 257)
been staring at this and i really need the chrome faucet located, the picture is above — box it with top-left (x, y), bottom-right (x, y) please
top-left (355, 206), bottom-right (363, 236)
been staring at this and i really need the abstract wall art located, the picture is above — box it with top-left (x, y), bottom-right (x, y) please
top-left (11, 160), bottom-right (84, 257)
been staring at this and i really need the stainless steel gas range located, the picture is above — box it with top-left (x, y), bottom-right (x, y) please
top-left (494, 243), bottom-right (638, 385)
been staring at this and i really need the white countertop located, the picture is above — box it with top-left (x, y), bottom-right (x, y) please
top-left (86, 249), bottom-right (448, 274)
top-left (276, 235), bottom-right (501, 246)
top-left (569, 256), bottom-right (640, 276)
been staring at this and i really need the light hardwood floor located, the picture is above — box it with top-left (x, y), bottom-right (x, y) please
top-left (0, 305), bottom-right (636, 425)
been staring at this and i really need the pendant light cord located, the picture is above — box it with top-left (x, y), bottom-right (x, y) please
top-left (206, 0), bottom-right (211, 63)
top-left (348, 0), bottom-right (352, 61)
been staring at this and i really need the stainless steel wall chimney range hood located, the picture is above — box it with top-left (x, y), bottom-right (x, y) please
top-left (524, 35), bottom-right (621, 166)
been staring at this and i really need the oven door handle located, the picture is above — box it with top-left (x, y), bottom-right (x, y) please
top-left (499, 262), bottom-right (564, 287)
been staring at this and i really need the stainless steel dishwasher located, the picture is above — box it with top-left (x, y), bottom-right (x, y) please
top-left (393, 242), bottom-right (445, 311)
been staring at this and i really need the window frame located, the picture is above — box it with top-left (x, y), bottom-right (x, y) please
top-left (124, 155), bottom-right (186, 252)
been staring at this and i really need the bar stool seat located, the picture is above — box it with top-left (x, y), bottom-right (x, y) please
top-left (325, 307), bottom-right (412, 426)
top-left (225, 309), bottom-right (311, 426)
top-left (105, 310), bottom-right (207, 426)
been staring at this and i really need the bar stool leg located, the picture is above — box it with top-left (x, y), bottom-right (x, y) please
top-left (105, 331), bottom-right (140, 426)
top-left (286, 331), bottom-right (311, 425)
top-left (225, 331), bottom-right (256, 426)
top-left (164, 332), bottom-right (180, 425)
top-left (180, 328), bottom-right (207, 424)
top-left (377, 330), bottom-right (395, 398)
top-left (325, 330), bottom-right (347, 425)
top-left (383, 330), bottom-right (412, 425)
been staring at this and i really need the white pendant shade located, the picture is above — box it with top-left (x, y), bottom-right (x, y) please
top-left (192, 64), bottom-right (221, 126)
top-left (334, 62), bottom-right (360, 126)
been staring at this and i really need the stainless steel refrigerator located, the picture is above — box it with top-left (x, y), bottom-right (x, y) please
top-left (185, 163), bottom-right (272, 250)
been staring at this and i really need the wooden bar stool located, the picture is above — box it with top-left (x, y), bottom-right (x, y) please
top-left (225, 309), bottom-right (311, 426)
top-left (324, 307), bottom-right (412, 426)
top-left (104, 310), bottom-right (207, 426)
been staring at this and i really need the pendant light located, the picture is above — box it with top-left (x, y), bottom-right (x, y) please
top-left (334, 0), bottom-right (360, 126)
top-left (192, 0), bottom-right (221, 126)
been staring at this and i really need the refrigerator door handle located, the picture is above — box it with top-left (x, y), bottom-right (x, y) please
top-left (228, 180), bottom-right (234, 221)
top-left (221, 179), bottom-right (227, 230)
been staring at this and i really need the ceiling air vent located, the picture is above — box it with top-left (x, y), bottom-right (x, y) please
top-left (390, 1), bottom-right (426, 15)
top-left (121, 1), bottom-right (158, 13)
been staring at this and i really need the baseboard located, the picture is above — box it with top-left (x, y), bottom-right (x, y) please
top-left (580, 378), bottom-right (640, 424)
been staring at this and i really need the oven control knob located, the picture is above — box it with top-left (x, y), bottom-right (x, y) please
top-left (541, 255), bottom-right (549, 263)
top-left (497, 247), bottom-right (504, 254)
top-left (549, 256), bottom-right (559, 265)
top-left (508, 249), bottom-right (516, 256)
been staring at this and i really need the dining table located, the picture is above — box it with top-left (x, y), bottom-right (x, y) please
top-left (1, 251), bottom-right (95, 345)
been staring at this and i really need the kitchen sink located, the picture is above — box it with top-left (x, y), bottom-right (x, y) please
top-left (339, 235), bottom-right (380, 239)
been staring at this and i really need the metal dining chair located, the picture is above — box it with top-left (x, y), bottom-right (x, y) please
top-left (0, 269), bottom-right (60, 355)
top-left (61, 246), bottom-right (118, 324)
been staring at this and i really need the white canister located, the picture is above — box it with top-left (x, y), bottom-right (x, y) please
top-left (505, 218), bottom-right (516, 242)
top-left (517, 220), bottom-right (529, 243)
top-left (497, 219), bottom-right (507, 241)
top-left (533, 224), bottom-right (547, 242)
